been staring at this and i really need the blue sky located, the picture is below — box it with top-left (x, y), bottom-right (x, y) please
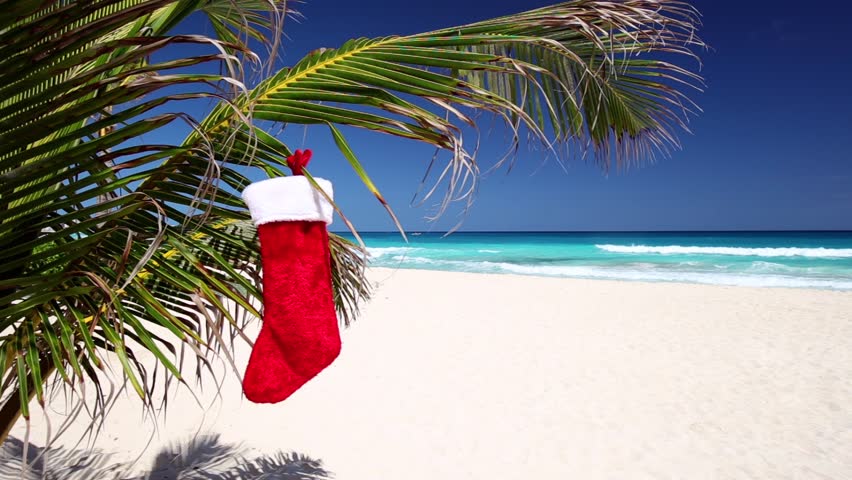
top-left (178, 0), bottom-right (852, 232)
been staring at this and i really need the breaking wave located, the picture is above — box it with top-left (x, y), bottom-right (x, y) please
top-left (374, 256), bottom-right (852, 290)
top-left (595, 244), bottom-right (852, 258)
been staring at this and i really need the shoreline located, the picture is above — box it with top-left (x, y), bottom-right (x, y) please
top-left (369, 265), bottom-right (852, 294)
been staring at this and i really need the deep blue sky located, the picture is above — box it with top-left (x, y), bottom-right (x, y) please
top-left (177, 1), bottom-right (852, 231)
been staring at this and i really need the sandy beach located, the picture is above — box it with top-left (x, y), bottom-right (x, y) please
top-left (6, 268), bottom-right (852, 479)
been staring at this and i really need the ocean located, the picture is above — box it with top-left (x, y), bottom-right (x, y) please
top-left (344, 231), bottom-right (852, 290)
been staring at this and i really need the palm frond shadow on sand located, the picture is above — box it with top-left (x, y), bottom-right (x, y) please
top-left (0, 434), bottom-right (331, 480)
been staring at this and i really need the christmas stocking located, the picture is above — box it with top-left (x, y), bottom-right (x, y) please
top-left (240, 150), bottom-right (341, 404)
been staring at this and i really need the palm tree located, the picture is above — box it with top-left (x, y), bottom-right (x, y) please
top-left (0, 0), bottom-right (703, 443)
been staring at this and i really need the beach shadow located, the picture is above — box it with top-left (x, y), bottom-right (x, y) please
top-left (0, 436), bottom-right (126, 479)
top-left (146, 433), bottom-right (331, 479)
top-left (1, 434), bottom-right (331, 480)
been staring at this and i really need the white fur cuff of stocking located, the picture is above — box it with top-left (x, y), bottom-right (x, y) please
top-left (242, 176), bottom-right (334, 225)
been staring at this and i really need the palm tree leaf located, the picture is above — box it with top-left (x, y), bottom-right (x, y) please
top-left (0, 0), bottom-right (271, 429)
top-left (179, 1), bottom-right (703, 224)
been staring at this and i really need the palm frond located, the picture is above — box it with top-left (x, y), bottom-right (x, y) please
top-left (186, 0), bottom-right (702, 222)
top-left (0, 0), bottom-right (310, 435)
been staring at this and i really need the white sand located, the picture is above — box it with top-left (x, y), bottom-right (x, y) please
top-left (7, 268), bottom-right (852, 479)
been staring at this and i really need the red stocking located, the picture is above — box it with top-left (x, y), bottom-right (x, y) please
top-left (240, 150), bottom-right (340, 404)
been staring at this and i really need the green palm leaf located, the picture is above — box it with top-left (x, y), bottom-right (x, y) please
top-left (189, 0), bottom-right (702, 220)
top-left (0, 0), bottom-right (301, 440)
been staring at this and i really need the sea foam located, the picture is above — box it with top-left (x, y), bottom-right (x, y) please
top-left (376, 256), bottom-right (852, 290)
top-left (595, 244), bottom-right (852, 258)
top-left (366, 246), bottom-right (423, 258)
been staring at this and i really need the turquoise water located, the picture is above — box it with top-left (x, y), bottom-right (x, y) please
top-left (344, 232), bottom-right (852, 290)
